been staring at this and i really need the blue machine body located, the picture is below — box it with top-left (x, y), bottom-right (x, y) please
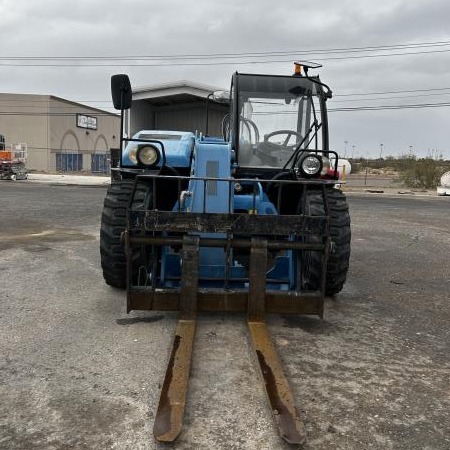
top-left (158, 135), bottom-right (294, 290)
top-left (122, 130), bottom-right (195, 167)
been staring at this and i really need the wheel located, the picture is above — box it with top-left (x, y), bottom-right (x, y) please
top-left (257, 130), bottom-right (304, 167)
top-left (263, 130), bottom-right (303, 150)
top-left (301, 188), bottom-right (351, 295)
top-left (100, 179), bottom-right (152, 288)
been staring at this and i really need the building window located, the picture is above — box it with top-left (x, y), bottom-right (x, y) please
top-left (56, 153), bottom-right (83, 172)
top-left (91, 153), bottom-right (110, 174)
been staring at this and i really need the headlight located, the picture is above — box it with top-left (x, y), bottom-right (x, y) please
top-left (137, 144), bottom-right (160, 167)
top-left (298, 154), bottom-right (323, 178)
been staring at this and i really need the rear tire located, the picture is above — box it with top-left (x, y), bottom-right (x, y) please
top-left (100, 179), bottom-right (151, 288)
top-left (303, 189), bottom-right (351, 295)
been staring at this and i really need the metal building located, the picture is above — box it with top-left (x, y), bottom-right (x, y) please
top-left (127, 80), bottom-right (229, 138)
top-left (0, 93), bottom-right (119, 173)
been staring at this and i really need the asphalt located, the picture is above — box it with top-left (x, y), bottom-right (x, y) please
top-left (1, 183), bottom-right (449, 450)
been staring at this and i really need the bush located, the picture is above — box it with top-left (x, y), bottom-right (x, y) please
top-left (348, 154), bottom-right (450, 188)
top-left (398, 157), bottom-right (445, 188)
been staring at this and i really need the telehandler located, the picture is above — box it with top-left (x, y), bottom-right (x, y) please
top-left (100, 63), bottom-right (351, 445)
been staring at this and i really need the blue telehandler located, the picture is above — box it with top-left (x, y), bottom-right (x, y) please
top-left (100, 63), bottom-right (351, 446)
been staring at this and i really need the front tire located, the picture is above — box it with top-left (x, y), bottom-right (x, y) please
top-left (100, 179), bottom-right (150, 288)
top-left (303, 188), bottom-right (351, 295)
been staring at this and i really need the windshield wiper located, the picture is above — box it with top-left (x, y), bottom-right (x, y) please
top-left (282, 120), bottom-right (321, 169)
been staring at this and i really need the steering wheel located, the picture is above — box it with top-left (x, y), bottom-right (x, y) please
top-left (263, 130), bottom-right (303, 150)
top-left (256, 129), bottom-right (304, 166)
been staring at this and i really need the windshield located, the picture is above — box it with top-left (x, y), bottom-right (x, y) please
top-left (235, 74), bottom-right (324, 168)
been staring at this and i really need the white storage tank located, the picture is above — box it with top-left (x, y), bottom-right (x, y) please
top-left (437, 171), bottom-right (450, 196)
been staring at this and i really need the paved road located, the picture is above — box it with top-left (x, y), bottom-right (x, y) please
top-left (0, 183), bottom-right (449, 450)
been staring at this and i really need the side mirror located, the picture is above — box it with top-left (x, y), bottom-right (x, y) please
top-left (111, 74), bottom-right (132, 110)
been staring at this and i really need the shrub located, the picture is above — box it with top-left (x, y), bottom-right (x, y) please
top-left (398, 157), bottom-right (444, 188)
top-left (348, 154), bottom-right (450, 188)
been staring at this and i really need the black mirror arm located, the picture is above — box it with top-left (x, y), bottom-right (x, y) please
top-left (304, 76), bottom-right (333, 99)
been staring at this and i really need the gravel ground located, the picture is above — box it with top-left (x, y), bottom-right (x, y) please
top-left (0, 182), bottom-right (449, 450)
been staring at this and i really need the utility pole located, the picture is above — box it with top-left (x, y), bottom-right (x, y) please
top-left (365, 152), bottom-right (369, 186)
top-left (352, 145), bottom-right (356, 159)
top-left (344, 140), bottom-right (348, 158)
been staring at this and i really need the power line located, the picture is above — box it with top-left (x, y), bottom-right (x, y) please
top-left (3, 87), bottom-right (450, 106)
top-left (329, 101), bottom-right (450, 112)
top-left (1, 46), bottom-right (450, 67)
top-left (5, 101), bottom-right (450, 118)
top-left (335, 87), bottom-right (450, 97)
top-left (0, 48), bottom-right (449, 67)
top-left (0, 103), bottom-right (116, 112)
top-left (1, 39), bottom-right (449, 61)
top-left (3, 81), bottom-right (450, 114)
top-left (332, 91), bottom-right (450, 103)
top-left (0, 98), bottom-right (113, 104)
top-left (0, 112), bottom-right (116, 116)
top-left (0, 98), bottom-right (117, 113)
top-left (254, 101), bottom-right (450, 115)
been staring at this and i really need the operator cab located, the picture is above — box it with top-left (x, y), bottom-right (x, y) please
top-left (230, 64), bottom-right (332, 177)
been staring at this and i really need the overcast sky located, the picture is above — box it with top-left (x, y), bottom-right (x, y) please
top-left (1, 0), bottom-right (449, 158)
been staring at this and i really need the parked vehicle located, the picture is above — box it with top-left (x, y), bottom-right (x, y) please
top-left (0, 139), bottom-right (28, 181)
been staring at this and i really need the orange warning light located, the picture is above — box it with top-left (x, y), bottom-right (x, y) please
top-left (294, 63), bottom-right (302, 75)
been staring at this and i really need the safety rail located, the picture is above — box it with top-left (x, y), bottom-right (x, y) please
top-left (130, 173), bottom-right (336, 215)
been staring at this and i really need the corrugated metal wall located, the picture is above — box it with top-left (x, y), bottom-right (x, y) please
top-left (155, 102), bottom-right (206, 133)
top-left (130, 100), bottom-right (155, 135)
top-left (131, 100), bottom-right (227, 138)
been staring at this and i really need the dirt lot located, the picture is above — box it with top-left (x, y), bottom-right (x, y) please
top-left (0, 182), bottom-right (449, 450)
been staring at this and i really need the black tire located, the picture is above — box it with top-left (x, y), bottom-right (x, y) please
top-left (100, 179), bottom-right (151, 288)
top-left (303, 188), bottom-right (351, 295)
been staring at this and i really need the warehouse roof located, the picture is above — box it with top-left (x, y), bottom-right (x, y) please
top-left (132, 80), bottom-right (227, 106)
top-left (0, 92), bottom-right (119, 116)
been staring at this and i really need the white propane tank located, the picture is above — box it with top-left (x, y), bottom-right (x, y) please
top-left (437, 171), bottom-right (450, 196)
top-left (331, 158), bottom-right (352, 179)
